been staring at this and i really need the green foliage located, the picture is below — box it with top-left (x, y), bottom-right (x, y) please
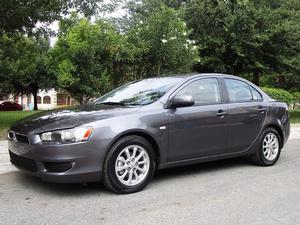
top-left (49, 18), bottom-right (117, 103)
top-left (184, 0), bottom-right (300, 85)
top-left (1, 0), bottom-right (300, 105)
top-left (262, 87), bottom-right (294, 104)
top-left (292, 92), bottom-right (300, 103)
top-left (50, 9), bottom-right (199, 102)
top-left (0, 0), bottom-right (118, 34)
top-left (0, 34), bottom-right (55, 109)
top-left (291, 91), bottom-right (300, 109)
top-left (126, 4), bottom-right (199, 77)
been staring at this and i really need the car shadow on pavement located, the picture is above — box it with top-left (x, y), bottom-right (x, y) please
top-left (13, 172), bottom-right (112, 196)
top-left (11, 156), bottom-right (253, 195)
top-left (153, 156), bottom-right (253, 183)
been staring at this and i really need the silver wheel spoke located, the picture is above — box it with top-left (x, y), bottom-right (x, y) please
top-left (136, 152), bottom-right (145, 161)
top-left (118, 157), bottom-right (126, 163)
top-left (128, 170), bottom-right (133, 184)
top-left (138, 160), bottom-right (146, 165)
top-left (132, 147), bottom-right (138, 158)
top-left (120, 170), bottom-right (128, 179)
top-left (136, 167), bottom-right (146, 174)
top-left (116, 165), bottom-right (127, 172)
top-left (125, 148), bottom-right (131, 160)
top-left (134, 171), bottom-right (139, 181)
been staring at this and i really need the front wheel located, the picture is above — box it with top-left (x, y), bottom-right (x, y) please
top-left (102, 135), bottom-right (156, 194)
top-left (252, 128), bottom-right (281, 166)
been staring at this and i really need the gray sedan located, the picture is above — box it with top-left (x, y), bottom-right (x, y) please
top-left (8, 73), bottom-right (290, 193)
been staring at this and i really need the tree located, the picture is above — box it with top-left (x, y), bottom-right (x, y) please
top-left (125, 3), bottom-right (199, 77)
top-left (0, 0), bottom-right (118, 34)
top-left (0, 34), bottom-right (55, 110)
top-left (49, 17), bottom-right (118, 103)
top-left (184, 0), bottom-right (300, 86)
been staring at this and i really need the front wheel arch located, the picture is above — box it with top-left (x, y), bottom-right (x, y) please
top-left (105, 130), bottom-right (160, 171)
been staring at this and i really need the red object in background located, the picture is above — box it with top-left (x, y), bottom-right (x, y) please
top-left (0, 101), bottom-right (23, 111)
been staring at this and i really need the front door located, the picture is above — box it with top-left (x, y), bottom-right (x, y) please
top-left (168, 77), bottom-right (228, 162)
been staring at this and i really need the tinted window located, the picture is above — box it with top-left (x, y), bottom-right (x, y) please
top-left (177, 78), bottom-right (221, 105)
top-left (225, 79), bottom-right (252, 102)
top-left (250, 86), bottom-right (262, 100)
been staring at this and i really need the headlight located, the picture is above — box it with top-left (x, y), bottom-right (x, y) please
top-left (40, 127), bottom-right (93, 143)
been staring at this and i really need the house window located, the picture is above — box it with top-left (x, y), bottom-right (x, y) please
top-left (43, 96), bottom-right (51, 104)
top-left (37, 96), bottom-right (42, 104)
top-left (57, 94), bottom-right (67, 105)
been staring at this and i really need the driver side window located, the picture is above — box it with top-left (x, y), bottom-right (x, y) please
top-left (177, 78), bottom-right (221, 105)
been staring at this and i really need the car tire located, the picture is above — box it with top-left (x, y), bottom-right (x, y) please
top-left (251, 128), bottom-right (282, 166)
top-left (102, 135), bottom-right (156, 194)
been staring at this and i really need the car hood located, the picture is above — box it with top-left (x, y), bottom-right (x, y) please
top-left (10, 104), bottom-right (141, 134)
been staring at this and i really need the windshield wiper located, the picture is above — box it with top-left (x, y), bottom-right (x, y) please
top-left (96, 101), bottom-right (127, 106)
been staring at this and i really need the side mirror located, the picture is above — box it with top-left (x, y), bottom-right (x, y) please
top-left (169, 95), bottom-right (194, 108)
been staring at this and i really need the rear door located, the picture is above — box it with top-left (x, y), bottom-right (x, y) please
top-left (222, 78), bottom-right (267, 153)
top-left (168, 77), bottom-right (229, 161)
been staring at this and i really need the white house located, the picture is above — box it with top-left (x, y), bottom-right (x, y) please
top-left (0, 89), bottom-right (76, 110)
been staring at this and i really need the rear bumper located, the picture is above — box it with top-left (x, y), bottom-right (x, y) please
top-left (8, 140), bottom-right (105, 183)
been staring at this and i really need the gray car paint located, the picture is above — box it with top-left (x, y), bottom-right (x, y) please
top-left (8, 73), bottom-right (290, 183)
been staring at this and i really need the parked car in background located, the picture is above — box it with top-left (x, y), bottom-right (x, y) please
top-left (8, 74), bottom-right (290, 194)
top-left (0, 101), bottom-right (23, 111)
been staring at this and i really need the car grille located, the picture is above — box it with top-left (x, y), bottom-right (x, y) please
top-left (9, 151), bottom-right (37, 172)
top-left (15, 134), bottom-right (29, 144)
top-left (8, 131), bottom-right (30, 144)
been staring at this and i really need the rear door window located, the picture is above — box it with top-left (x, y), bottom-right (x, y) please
top-left (224, 79), bottom-right (252, 102)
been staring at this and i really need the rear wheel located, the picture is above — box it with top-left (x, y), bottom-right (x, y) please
top-left (103, 135), bottom-right (156, 194)
top-left (252, 128), bottom-right (281, 166)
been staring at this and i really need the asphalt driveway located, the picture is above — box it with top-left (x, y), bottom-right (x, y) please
top-left (0, 126), bottom-right (299, 225)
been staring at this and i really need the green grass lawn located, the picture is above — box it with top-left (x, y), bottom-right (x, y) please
top-left (0, 110), bottom-right (299, 140)
top-left (0, 111), bottom-right (41, 139)
top-left (290, 110), bottom-right (300, 124)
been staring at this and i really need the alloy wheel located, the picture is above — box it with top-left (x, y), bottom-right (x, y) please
top-left (262, 133), bottom-right (279, 161)
top-left (115, 145), bottom-right (150, 186)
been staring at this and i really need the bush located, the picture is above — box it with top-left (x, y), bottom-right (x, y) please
top-left (292, 92), bottom-right (300, 102)
top-left (262, 87), bottom-right (293, 104)
top-left (292, 92), bottom-right (300, 109)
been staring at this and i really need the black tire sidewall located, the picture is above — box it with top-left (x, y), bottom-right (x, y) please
top-left (105, 136), bottom-right (156, 194)
top-left (258, 128), bottom-right (281, 166)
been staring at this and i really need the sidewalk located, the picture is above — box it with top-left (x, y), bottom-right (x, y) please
top-left (290, 124), bottom-right (300, 140)
top-left (0, 140), bottom-right (17, 174)
top-left (0, 125), bottom-right (299, 174)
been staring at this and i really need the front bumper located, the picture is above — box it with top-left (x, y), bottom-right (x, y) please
top-left (8, 139), bottom-right (104, 183)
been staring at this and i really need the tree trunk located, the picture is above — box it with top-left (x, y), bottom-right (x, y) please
top-left (157, 61), bottom-right (161, 76)
top-left (252, 73), bottom-right (260, 86)
top-left (33, 89), bottom-right (38, 110)
top-left (113, 61), bottom-right (122, 87)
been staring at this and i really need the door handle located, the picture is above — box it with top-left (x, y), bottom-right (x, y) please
top-left (257, 106), bottom-right (266, 113)
top-left (216, 110), bottom-right (227, 117)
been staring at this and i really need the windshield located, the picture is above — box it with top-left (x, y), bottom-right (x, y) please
top-left (94, 77), bottom-right (183, 106)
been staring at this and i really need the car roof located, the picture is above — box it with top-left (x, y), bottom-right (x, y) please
top-left (159, 73), bottom-right (247, 81)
